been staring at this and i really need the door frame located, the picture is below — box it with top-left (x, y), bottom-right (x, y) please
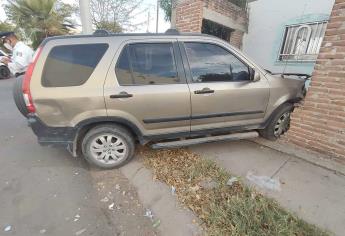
top-left (176, 38), bottom-right (270, 130)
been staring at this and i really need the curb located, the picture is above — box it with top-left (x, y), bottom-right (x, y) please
top-left (252, 138), bottom-right (345, 176)
top-left (120, 157), bottom-right (203, 236)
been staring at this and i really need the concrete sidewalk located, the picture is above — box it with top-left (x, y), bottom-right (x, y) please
top-left (190, 140), bottom-right (345, 236)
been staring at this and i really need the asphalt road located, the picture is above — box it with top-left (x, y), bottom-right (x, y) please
top-left (0, 78), bottom-right (155, 236)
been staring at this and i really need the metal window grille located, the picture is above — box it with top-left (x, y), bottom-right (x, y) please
top-left (279, 21), bottom-right (328, 62)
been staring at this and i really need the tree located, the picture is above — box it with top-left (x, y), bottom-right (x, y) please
top-left (160, 0), bottom-right (172, 22)
top-left (95, 21), bottom-right (122, 33)
top-left (0, 21), bottom-right (15, 32)
top-left (5, 0), bottom-right (76, 48)
top-left (90, 0), bottom-right (145, 32)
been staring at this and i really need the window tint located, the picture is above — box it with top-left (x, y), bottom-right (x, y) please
top-left (184, 43), bottom-right (250, 82)
top-left (115, 45), bottom-right (133, 85)
top-left (115, 43), bottom-right (179, 85)
top-left (42, 44), bottom-right (108, 87)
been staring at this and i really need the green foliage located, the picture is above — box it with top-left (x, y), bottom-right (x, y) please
top-left (95, 21), bottom-right (122, 33)
top-left (4, 0), bottom-right (75, 48)
top-left (0, 21), bottom-right (15, 32)
top-left (160, 0), bottom-right (172, 22)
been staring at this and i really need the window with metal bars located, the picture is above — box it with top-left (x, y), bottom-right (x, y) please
top-left (278, 21), bottom-right (328, 62)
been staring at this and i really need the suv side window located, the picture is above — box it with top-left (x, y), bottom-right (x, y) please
top-left (115, 43), bottom-right (179, 85)
top-left (184, 42), bottom-right (250, 83)
top-left (42, 44), bottom-right (108, 87)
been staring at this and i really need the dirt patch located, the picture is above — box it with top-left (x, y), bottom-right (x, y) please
top-left (90, 168), bottom-right (158, 236)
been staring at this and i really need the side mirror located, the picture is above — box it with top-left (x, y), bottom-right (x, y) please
top-left (251, 69), bottom-right (261, 82)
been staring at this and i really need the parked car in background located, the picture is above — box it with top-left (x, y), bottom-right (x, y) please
top-left (0, 49), bottom-right (11, 79)
top-left (13, 30), bottom-right (307, 169)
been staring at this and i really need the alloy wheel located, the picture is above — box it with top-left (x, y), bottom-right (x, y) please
top-left (273, 111), bottom-right (291, 137)
top-left (89, 134), bottom-right (127, 165)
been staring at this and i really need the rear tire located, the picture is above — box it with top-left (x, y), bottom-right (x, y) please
top-left (82, 125), bottom-right (135, 169)
top-left (259, 104), bottom-right (293, 141)
top-left (12, 76), bottom-right (29, 117)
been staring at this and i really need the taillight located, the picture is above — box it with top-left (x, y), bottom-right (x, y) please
top-left (22, 47), bottom-right (42, 113)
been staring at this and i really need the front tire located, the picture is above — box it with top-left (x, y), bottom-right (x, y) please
top-left (82, 125), bottom-right (135, 169)
top-left (259, 104), bottom-right (293, 141)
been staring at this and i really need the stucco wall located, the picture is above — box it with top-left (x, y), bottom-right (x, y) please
top-left (243, 0), bottom-right (334, 74)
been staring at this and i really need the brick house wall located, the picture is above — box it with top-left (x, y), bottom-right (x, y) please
top-left (175, 0), bottom-right (204, 32)
top-left (174, 0), bottom-right (248, 48)
top-left (229, 30), bottom-right (244, 49)
top-left (285, 0), bottom-right (345, 161)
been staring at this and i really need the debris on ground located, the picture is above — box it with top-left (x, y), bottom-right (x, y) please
top-left (152, 219), bottom-right (161, 228)
top-left (74, 214), bottom-right (80, 222)
top-left (108, 203), bottom-right (114, 210)
top-left (115, 184), bottom-right (120, 190)
top-left (39, 229), bottom-right (46, 234)
top-left (139, 147), bottom-right (328, 236)
top-left (246, 171), bottom-right (281, 191)
top-left (75, 228), bottom-right (87, 235)
top-left (4, 225), bottom-right (11, 232)
top-left (144, 209), bottom-right (154, 220)
top-left (100, 197), bottom-right (109, 202)
top-left (199, 178), bottom-right (218, 189)
top-left (171, 186), bottom-right (176, 195)
top-left (226, 176), bottom-right (239, 186)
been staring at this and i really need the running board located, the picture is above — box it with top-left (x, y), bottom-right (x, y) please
top-left (151, 131), bottom-right (259, 149)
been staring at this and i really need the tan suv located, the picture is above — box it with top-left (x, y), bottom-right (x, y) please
top-left (13, 30), bottom-right (307, 169)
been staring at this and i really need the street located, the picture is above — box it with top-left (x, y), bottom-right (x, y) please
top-left (0, 78), bottom-right (155, 236)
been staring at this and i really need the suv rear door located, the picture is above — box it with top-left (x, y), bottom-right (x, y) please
top-left (179, 39), bottom-right (270, 133)
top-left (30, 39), bottom-right (111, 127)
top-left (104, 38), bottom-right (191, 138)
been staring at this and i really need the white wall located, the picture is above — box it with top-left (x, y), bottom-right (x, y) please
top-left (243, 0), bottom-right (334, 74)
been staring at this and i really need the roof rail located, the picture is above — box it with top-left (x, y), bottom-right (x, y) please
top-left (165, 28), bottom-right (180, 35)
top-left (93, 29), bottom-right (110, 36)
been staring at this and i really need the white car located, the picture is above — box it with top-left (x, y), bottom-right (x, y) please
top-left (0, 49), bottom-right (11, 79)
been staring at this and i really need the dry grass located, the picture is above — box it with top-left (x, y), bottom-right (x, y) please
top-left (139, 147), bottom-right (329, 236)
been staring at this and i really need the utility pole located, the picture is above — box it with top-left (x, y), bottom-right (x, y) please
top-left (156, 0), bottom-right (159, 33)
top-left (147, 10), bottom-right (151, 33)
top-left (79, 0), bottom-right (93, 34)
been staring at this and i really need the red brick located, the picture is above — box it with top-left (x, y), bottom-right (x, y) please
top-left (288, 0), bottom-right (345, 161)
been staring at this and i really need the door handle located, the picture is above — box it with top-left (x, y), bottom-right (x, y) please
top-left (194, 88), bottom-right (215, 94)
top-left (110, 92), bottom-right (133, 99)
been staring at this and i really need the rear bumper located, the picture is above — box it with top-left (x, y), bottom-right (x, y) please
top-left (27, 114), bottom-right (76, 148)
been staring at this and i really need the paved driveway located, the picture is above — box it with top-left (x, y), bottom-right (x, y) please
top-left (0, 78), bottom-right (154, 236)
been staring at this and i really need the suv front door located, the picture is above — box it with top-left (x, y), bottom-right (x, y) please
top-left (180, 40), bottom-right (270, 133)
top-left (104, 39), bottom-right (191, 138)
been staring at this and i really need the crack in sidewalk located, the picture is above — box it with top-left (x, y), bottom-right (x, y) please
top-left (271, 156), bottom-right (292, 178)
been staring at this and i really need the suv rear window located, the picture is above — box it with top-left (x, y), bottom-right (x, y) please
top-left (115, 43), bottom-right (179, 85)
top-left (42, 44), bottom-right (108, 87)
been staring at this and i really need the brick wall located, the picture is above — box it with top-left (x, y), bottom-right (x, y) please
top-left (175, 0), bottom-right (204, 32)
top-left (230, 30), bottom-right (244, 48)
top-left (204, 0), bottom-right (247, 28)
top-left (285, 0), bottom-right (345, 161)
top-left (174, 0), bottom-right (247, 48)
